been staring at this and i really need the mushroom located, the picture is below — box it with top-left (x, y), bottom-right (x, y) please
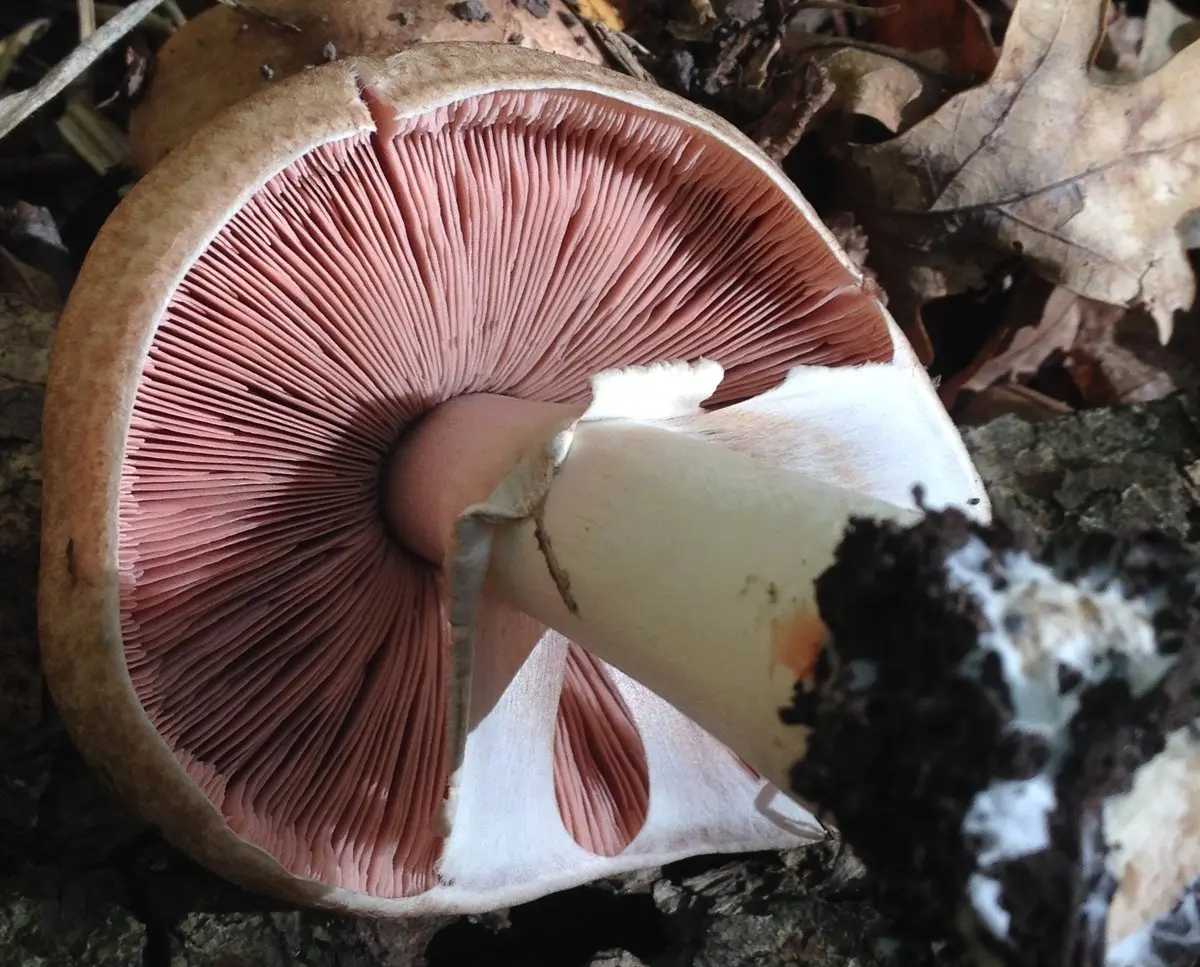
top-left (39, 43), bottom-right (988, 915)
top-left (128, 0), bottom-right (607, 172)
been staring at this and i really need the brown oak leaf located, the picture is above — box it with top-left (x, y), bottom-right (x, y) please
top-left (957, 280), bottom-right (1082, 399)
top-left (851, 0), bottom-right (1200, 341)
top-left (862, 0), bottom-right (998, 78)
top-left (808, 46), bottom-right (946, 134)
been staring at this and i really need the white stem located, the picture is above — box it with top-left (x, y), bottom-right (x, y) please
top-left (482, 417), bottom-right (918, 793)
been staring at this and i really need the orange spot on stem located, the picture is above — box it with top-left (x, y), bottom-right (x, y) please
top-left (770, 611), bottom-right (828, 683)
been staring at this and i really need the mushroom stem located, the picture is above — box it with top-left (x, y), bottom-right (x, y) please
top-left (388, 379), bottom-right (918, 793)
top-left (484, 417), bottom-right (917, 791)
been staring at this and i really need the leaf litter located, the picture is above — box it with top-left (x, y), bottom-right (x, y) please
top-left (847, 0), bottom-right (1200, 345)
top-left (0, 0), bottom-right (1190, 383)
top-left (0, 0), bottom-right (1198, 423)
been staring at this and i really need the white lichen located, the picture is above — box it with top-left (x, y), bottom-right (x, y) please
top-left (946, 538), bottom-right (1170, 738)
top-left (962, 777), bottom-right (1057, 867)
top-left (942, 537), bottom-right (1177, 944)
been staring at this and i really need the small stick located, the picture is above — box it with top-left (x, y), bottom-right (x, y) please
top-left (159, 0), bottom-right (186, 27)
top-left (91, 3), bottom-right (176, 32)
top-left (560, 0), bottom-right (657, 83)
top-left (752, 57), bottom-right (833, 164)
top-left (77, 0), bottom-right (97, 40)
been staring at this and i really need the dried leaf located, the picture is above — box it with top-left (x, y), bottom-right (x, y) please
top-left (1064, 299), bottom-right (1200, 406)
top-left (0, 247), bottom-right (61, 310)
top-left (0, 18), bottom-right (51, 89)
top-left (1137, 0), bottom-right (1200, 76)
top-left (55, 97), bottom-right (130, 175)
top-left (585, 20), bottom-right (656, 81)
top-left (810, 46), bottom-right (944, 133)
top-left (0, 202), bottom-right (74, 301)
top-left (964, 284), bottom-right (1082, 393)
top-left (861, 0), bottom-right (997, 77)
top-left (957, 382), bottom-right (1073, 424)
top-left (752, 58), bottom-right (832, 163)
top-left (0, 285), bottom-right (56, 388)
top-left (1, 201), bottom-right (67, 255)
top-left (853, 0), bottom-right (1200, 342)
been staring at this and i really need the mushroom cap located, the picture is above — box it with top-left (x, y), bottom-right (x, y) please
top-left (128, 0), bottom-right (606, 171)
top-left (40, 43), bottom-right (975, 915)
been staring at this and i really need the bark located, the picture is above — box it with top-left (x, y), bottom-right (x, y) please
top-left (3, 290), bottom-right (1198, 966)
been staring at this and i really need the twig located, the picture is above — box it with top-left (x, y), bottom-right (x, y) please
top-left (753, 58), bottom-right (833, 164)
top-left (77, 0), bottom-right (97, 40)
top-left (612, 29), bottom-right (651, 57)
top-left (591, 21), bottom-right (657, 82)
top-left (56, 97), bottom-right (129, 174)
top-left (0, 0), bottom-right (166, 142)
top-left (89, 2), bottom-right (176, 33)
top-left (0, 19), bottom-right (52, 89)
top-left (160, 0), bottom-right (186, 27)
top-left (689, 0), bottom-right (719, 26)
top-left (562, 0), bottom-right (658, 84)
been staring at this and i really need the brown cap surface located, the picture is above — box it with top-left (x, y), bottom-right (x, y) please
top-left (128, 0), bottom-right (606, 171)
